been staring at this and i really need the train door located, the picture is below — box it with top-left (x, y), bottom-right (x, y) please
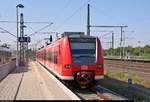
top-left (54, 46), bottom-right (59, 74)
top-left (44, 49), bottom-right (46, 66)
top-left (51, 48), bottom-right (55, 71)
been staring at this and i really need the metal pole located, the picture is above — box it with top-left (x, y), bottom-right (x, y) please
top-left (16, 6), bottom-right (19, 69)
top-left (123, 31), bottom-right (125, 59)
top-left (120, 26), bottom-right (123, 59)
top-left (20, 13), bottom-right (25, 66)
top-left (16, 4), bottom-right (24, 68)
top-left (87, 4), bottom-right (90, 35)
top-left (27, 42), bottom-right (28, 63)
top-left (112, 32), bottom-right (114, 56)
top-left (112, 33), bottom-right (114, 49)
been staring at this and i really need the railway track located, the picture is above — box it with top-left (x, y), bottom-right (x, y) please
top-left (91, 85), bottom-right (127, 100)
top-left (104, 58), bottom-right (150, 63)
top-left (67, 83), bottom-right (126, 100)
top-left (39, 62), bottom-right (126, 100)
top-left (104, 58), bottom-right (150, 74)
top-left (73, 87), bottom-right (102, 100)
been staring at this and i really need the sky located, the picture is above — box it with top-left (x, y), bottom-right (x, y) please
top-left (0, 0), bottom-right (150, 50)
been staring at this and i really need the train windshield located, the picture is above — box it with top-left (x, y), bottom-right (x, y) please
top-left (69, 38), bottom-right (96, 64)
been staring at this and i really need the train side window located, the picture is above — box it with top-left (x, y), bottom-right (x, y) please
top-left (51, 52), bottom-right (55, 63)
top-left (43, 53), bottom-right (45, 59)
top-left (50, 51), bottom-right (58, 64)
top-left (46, 52), bottom-right (48, 60)
top-left (56, 52), bottom-right (58, 64)
top-left (48, 51), bottom-right (51, 61)
top-left (54, 52), bottom-right (58, 64)
top-left (44, 53), bottom-right (45, 59)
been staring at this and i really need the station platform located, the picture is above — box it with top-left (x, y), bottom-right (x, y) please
top-left (0, 61), bottom-right (80, 100)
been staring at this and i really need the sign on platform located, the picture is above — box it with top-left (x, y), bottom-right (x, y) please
top-left (18, 37), bottom-right (31, 43)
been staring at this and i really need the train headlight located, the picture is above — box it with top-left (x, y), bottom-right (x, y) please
top-left (64, 64), bottom-right (71, 69)
top-left (97, 64), bottom-right (103, 68)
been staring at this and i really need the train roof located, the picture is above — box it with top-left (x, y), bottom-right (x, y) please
top-left (37, 32), bottom-right (97, 52)
top-left (61, 32), bottom-right (96, 38)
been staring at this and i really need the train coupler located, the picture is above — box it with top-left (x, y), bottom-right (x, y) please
top-left (76, 71), bottom-right (94, 86)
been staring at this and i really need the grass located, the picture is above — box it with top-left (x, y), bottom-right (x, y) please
top-left (97, 69), bottom-right (150, 100)
top-left (97, 76), bottom-right (150, 100)
top-left (105, 69), bottom-right (150, 88)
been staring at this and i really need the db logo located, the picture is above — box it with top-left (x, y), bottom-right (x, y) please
top-left (81, 65), bottom-right (88, 70)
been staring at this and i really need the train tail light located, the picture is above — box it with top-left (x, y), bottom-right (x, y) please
top-left (97, 64), bottom-right (103, 68)
top-left (64, 64), bottom-right (71, 69)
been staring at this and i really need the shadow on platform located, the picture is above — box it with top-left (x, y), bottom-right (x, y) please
top-left (11, 63), bottom-right (31, 74)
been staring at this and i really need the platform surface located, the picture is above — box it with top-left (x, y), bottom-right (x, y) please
top-left (0, 61), bottom-right (77, 100)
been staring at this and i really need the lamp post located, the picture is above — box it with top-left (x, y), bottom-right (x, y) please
top-left (16, 4), bottom-right (24, 68)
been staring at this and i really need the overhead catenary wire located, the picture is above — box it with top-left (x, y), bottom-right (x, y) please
top-left (25, 23), bottom-right (36, 33)
top-left (90, 30), bottom-right (114, 32)
top-left (100, 31), bottom-right (114, 38)
top-left (28, 22), bottom-right (53, 36)
top-left (90, 5), bottom-right (125, 25)
top-left (51, 0), bottom-right (71, 22)
top-left (53, 0), bottom-right (92, 31)
top-left (0, 20), bottom-right (51, 24)
top-left (0, 27), bottom-right (16, 38)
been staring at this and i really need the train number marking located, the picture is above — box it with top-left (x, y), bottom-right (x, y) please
top-left (81, 65), bottom-right (88, 70)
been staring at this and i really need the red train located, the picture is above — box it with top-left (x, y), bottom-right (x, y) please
top-left (36, 32), bottom-right (104, 86)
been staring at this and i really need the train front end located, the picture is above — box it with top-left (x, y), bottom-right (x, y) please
top-left (62, 32), bottom-right (104, 86)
